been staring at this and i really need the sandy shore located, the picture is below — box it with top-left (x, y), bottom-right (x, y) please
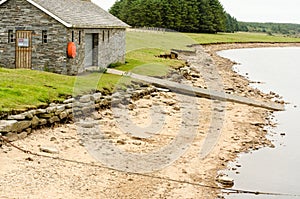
top-left (1, 43), bottom-right (299, 199)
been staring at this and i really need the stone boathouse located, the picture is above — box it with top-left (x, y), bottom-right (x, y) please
top-left (0, 0), bottom-right (129, 75)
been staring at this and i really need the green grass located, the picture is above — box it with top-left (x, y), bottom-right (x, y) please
top-left (186, 32), bottom-right (300, 44)
top-left (0, 68), bottom-right (120, 112)
top-left (126, 31), bottom-right (300, 52)
top-left (126, 30), bottom-right (196, 52)
top-left (114, 48), bottom-right (184, 76)
top-left (1, 31), bottom-right (300, 113)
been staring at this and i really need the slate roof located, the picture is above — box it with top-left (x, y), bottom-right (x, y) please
top-left (0, 0), bottom-right (129, 28)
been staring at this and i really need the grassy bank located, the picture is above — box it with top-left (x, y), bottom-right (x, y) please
top-left (0, 68), bottom-right (120, 112)
top-left (113, 48), bottom-right (184, 76)
top-left (186, 32), bottom-right (300, 44)
top-left (126, 30), bottom-right (300, 51)
top-left (1, 31), bottom-right (300, 113)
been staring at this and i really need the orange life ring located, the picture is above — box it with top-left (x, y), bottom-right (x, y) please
top-left (67, 42), bottom-right (76, 58)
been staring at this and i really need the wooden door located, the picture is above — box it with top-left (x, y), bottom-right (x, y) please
top-left (15, 31), bottom-right (32, 69)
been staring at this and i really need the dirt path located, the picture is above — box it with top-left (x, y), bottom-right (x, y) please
top-left (1, 43), bottom-right (298, 199)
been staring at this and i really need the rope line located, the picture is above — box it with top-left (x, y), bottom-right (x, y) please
top-left (1, 134), bottom-right (299, 197)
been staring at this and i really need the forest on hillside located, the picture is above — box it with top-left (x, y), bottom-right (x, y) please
top-left (109, 0), bottom-right (239, 33)
top-left (239, 22), bottom-right (300, 37)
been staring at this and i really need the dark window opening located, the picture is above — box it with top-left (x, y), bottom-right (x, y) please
top-left (78, 31), bottom-right (81, 45)
top-left (8, 30), bottom-right (14, 43)
top-left (102, 30), bottom-right (105, 42)
top-left (107, 30), bottom-right (110, 42)
top-left (72, 31), bottom-right (74, 42)
top-left (42, 30), bottom-right (48, 44)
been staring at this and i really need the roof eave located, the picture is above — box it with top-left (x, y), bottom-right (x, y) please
top-left (0, 0), bottom-right (8, 5)
top-left (71, 25), bottom-right (131, 29)
top-left (27, 0), bottom-right (72, 28)
top-left (1, 0), bottom-right (131, 29)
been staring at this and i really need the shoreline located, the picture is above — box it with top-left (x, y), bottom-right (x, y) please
top-left (203, 42), bottom-right (300, 197)
top-left (0, 43), bottom-right (299, 198)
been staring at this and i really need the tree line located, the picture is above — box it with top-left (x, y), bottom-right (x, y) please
top-left (109, 0), bottom-right (239, 33)
top-left (238, 22), bottom-right (300, 37)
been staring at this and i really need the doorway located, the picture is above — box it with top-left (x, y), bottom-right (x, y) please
top-left (84, 33), bottom-right (98, 67)
top-left (15, 30), bottom-right (32, 69)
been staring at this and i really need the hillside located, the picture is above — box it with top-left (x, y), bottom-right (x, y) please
top-left (238, 22), bottom-right (300, 37)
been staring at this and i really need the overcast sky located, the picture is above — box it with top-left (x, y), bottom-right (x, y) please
top-left (93, 0), bottom-right (300, 24)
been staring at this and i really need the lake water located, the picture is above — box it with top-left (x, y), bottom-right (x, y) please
top-left (217, 47), bottom-right (300, 199)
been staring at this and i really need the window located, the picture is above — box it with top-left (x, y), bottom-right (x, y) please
top-left (78, 31), bottom-right (81, 45)
top-left (42, 30), bottom-right (48, 44)
top-left (102, 30), bottom-right (105, 42)
top-left (107, 30), bottom-right (110, 42)
top-left (8, 30), bottom-right (14, 43)
top-left (72, 31), bottom-right (74, 42)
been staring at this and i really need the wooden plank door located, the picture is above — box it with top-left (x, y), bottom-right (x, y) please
top-left (15, 31), bottom-right (32, 69)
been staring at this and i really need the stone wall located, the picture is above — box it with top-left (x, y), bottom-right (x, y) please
top-left (66, 28), bottom-right (86, 75)
top-left (84, 28), bottom-right (126, 69)
top-left (98, 28), bottom-right (126, 67)
top-left (0, 0), bottom-right (69, 74)
top-left (0, 87), bottom-right (157, 142)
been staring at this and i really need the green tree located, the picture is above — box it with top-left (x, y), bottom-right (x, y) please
top-left (109, 0), bottom-right (231, 33)
top-left (225, 13), bottom-right (239, 33)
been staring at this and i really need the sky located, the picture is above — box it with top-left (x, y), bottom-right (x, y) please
top-left (92, 0), bottom-right (300, 24)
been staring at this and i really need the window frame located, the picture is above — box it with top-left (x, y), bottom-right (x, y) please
top-left (8, 30), bottom-right (14, 43)
top-left (78, 31), bottom-right (81, 45)
top-left (42, 30), bottom-right (48, 44)
top-left (71, 31), bottom-right (74, 42)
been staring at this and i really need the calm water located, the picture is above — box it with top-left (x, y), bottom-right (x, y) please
top-left (218, 47), bottom-right (300, 199)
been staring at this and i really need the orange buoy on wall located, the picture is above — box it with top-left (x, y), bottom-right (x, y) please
top-left (67, 42), bottom-right (76, 58)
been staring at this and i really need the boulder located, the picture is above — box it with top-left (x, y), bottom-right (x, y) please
top-left (33, 109), bottom-right (47, 115)
top-left (46, 106), bottom-right (57, 113)
top-left (12, 121), bottom-right (31, 133)
top-left (4, 132), bottom-right (19, 142)
top-left (23, 111), bottom-right (34, 119)
top-left (59, 111), bottom-right (68, 119)
top-left (8, 114), bottom-right (26, 120)
top-left (216, 176), bottom-right (234, 187)
top-left (40, 146), bottom-right (59, 154)
top-left (39, 119), bottom-right (48, 126)
top-left (18, 131), bottom-right (28, 139)
top-left (77, 121), bottom-right (97, 128)
top-left (92, 93), bottom-right (102, 102)
top-left (63, 98), bottom-right (75, 104)
top-left (79, 95), bottom-right (92, 103)
top-left (31, 116), bottom-right (40, 128)
top-left (56, 105), bottom-right (66, 112)
top-left (49, 116), bottom-right (60, 124)
top-left (0, 120), bottom-right (31, 133)
top-left (39, 113), bottom-right (53, 119)
top-left (0, 120), bottom-right (18, 132)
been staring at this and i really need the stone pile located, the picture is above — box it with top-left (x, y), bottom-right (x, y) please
top-left (0, 86), bottom-right (158, 142)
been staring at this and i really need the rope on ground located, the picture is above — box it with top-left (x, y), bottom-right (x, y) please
top-left (1, 133), bottom-right (299, 197)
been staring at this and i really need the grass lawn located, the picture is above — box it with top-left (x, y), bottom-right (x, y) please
top-left (126, 30), bottom-right (196, 52)
top-left (0, 68), bottom-right (120, 112)
top-left (1, 31), bottom-right (300, 113)
top-left (186, 32), bottom-right (300, 44)
top-left (113, 48), bottom-right (184, 76)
